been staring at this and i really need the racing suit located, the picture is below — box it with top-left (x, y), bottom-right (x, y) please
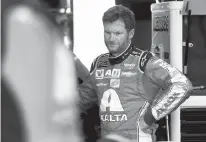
top-left (78, 45), bottom-right (193, 141)
top-left (73, 53), bottom-right (100, 142)
top-left (73, 53), bottom-right (90, 84)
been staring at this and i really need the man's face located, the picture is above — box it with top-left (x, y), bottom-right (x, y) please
top-left (103, 19), bottom-right (134, 56)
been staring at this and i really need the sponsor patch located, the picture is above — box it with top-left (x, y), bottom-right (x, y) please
top-left (159, 61), bottom-right (181, 78)
top-left (96, 83), bottom-right (107, 87)
top-left (154, 88), bottom-right (186, 119)
top-left (131, 47), bottom-right (143, 56)
top-left (95, 69), bottom-right (104, 79)
top-left (110, 79), bottom-right (120, 88)
top-left (101, 113), bottom-right (127, 122)
top-left (139, 51), bottom-right (153, 72)
top-left (158, 60), bottom-right (187, 84)
top-left (121, 71), bottom-right (137, 77)
top-left (124, 63), bottom-right (135, 69)
top-left (105, 69), bottom-right (121, 78)
top-left (97, 61), bottom-right (108, 68)
top-left (100, 89), bottom-right (127, 122)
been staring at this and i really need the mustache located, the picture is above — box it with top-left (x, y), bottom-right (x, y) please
top-left (106, 41), bottom-right (117, 45)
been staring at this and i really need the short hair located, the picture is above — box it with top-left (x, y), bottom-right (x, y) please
top-left (102, 5), bottom-right (136, 32)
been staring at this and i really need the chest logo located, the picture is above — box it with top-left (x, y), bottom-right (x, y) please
top-left (121, 71), bottom-right (137, 77)
top-left (105, 69), bottom-right (121, 78)
top-left (95, 69), bottom-right (104, 79)
top-left (100, 89), bottom-right (127, 122)
top-left (97, 61), bottom-right (108, 68)
top-left (110, 79), bottom-right (120, 88)
top-left (124, 63), bottom-right (135, 69)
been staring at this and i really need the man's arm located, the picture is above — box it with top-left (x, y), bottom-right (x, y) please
top-left (72, 53), bottom-right (96, 112)
top-left (72, 53), bottom-right (90, 84)
top-left (78, 75), bottom-right (98, 114)
top-left (78, 57), bottom-right (99, 114)
top-left (139, 52), bottom-right (193, 129)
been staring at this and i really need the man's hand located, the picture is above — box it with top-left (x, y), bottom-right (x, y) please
top-left (139, 116), bottom-right (159, 134)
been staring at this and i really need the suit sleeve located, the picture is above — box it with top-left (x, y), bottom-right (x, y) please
top-left (140, 52), bottom-right (193, 126)
top-left (78, 57), bottom-right (98, 114)
top-left (72, 53), bottom-right (90, 84)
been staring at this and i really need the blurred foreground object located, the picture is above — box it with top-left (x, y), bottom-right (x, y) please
top-left (2, 3), bottom-right (82, 142)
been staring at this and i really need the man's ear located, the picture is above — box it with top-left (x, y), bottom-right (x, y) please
top-left (129, 28), bottom-right (135, 39)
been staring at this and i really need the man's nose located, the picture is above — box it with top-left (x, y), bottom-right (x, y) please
top-left (108, 33), bottom-right (115, 41)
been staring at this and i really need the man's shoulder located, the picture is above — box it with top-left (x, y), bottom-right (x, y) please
top-left (97, 53), bottom-right (110, 60)
top-left (138, 50), bottom-right (154, 72)
top-left (90, 53), bottom-right (109, 73)
top-left (130, 46), bottom-right (155, 72)
top-left (93, 53), bottom-right (109, 65)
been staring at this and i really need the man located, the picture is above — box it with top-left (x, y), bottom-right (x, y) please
top-left (78, 5), bottom-right (193, 142)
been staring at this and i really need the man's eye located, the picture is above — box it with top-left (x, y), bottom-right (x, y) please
top-left (115, 32), bottom-right (121, 35)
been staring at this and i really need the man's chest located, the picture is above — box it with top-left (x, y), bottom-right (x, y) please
top-left (93, 56), bottom-right (144, 100)
top-left (93, 56), bottom-right (146, 122)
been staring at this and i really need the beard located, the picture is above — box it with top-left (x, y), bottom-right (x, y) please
top-left (106, 43), bottom-right (119, 55)
top-left (105, 40), bottom-right (130, 56)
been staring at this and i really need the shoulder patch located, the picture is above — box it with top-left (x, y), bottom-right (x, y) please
top-left (89, 53), bottom-right (109, 73)
top-left (97, 60), bottom-right (108, 68)
top-left (139, 51), bottom-right (153, 72)
top-left (131, 46), bottom-right (143, 56)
